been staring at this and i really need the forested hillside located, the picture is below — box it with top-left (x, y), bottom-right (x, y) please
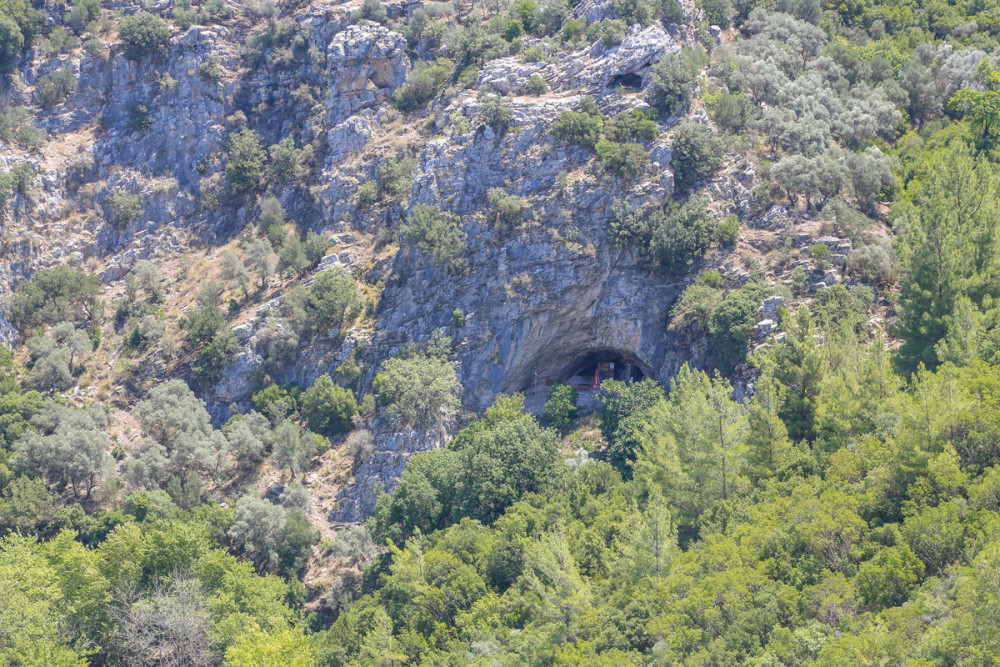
top-left (4, 0), bottom-right (1000, 660)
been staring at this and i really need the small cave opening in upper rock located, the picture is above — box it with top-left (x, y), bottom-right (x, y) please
top-left (609, 72), bottom-right (643, 90)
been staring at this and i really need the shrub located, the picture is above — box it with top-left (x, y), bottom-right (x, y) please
top-left (452, 309), bottom-right (465, 327)
top-left (648, 195), bottom-right (715, 274)
top-left (381, 158), bottom-right (416, 201)
top-left (193, 327), bottom-right (239, 384)
top-left (587, 19), bottom-right (626, 47)
top-left (118, 12), bottom-right (170, 61)
top-left (671, 120), bottom-right (723, 190)
top-left (198, 53), bottom-right (222, 83)
top-left (357, 181), bottom-right (378, 208)
top-left (604, 110), bottom-right (658, 143)
top-left (8, 265), bottom-right (100, 330)
top-left (612, 0), bottom-right (661, 25)
top-left (307, 268), bottom-right (360, 335)
top-left (521, 45), bottom-right (544, 62)
top-left (65, 0), bottom-right (100, 34)
top-left (716, 213), bottom-right (739, 247)
top-left (551, 98), bottom-right (604, 150)
top-left (0, 13), bottom-right (24, 73)
top-left (268, 137), bottom-right (302, 185)
top-left (0, 107), bottom-right (46, 149)
top-left (373, 352), bottom-right (460, 429)
top-left (478, 90), bottom-right (514, 134)
top-left (106, 189), bottom-right (144, 228)
top-left (487, 188), bottom-right (529, 227)
top-left (393, 58), bottom-right (454, 112)
top-left (127, 103), bottom-right (152, 132)
top-left (351, 0), bottom-right (388, 24)
top-left (709, 285), bottom-right (763, 373)
top-left (301, 374), bottom-right (357, 437)
top-left (402, 204), bottom-right (466, 270)
top-left (595, 140), bottom-right (650, 178)
top-left (226, 128), bottom-right (265, 193)
top-left (645, 54), bottom-right (694, 117)
top-left (543, 384), bottom-right (577, 431)
top-left (526, 74), bottom-right (548, 96)
top-left (36, 67), bottom-right (78, 108)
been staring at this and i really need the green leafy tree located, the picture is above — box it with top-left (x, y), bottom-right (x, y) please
top-left (273, 420), bottom-right (318, 479)
top-left (895, 142), bottom-right (1000, 371)
top-left (226, 128), bottom-right (266, 193)
top-left (543, 384), bottom-right (577, 431)
top-left (671, 120), bottom-right (724, 190)
top-left (300, 374), bottom-right (357, 437)
top-left (402, 204), bottom-right (466, 270)
top-left (644, 53), bottom-right (694, 116)
top-left (599, 379), bottom-right (665, 474)
top-left (118, 12), bottom-right (170, 61)
top-left (856, 544), bottom-right (925, 610)
top-left (373, 352), bottom-right (461, 429)
top-left (0, 13), bottom-right (24, 73)
top-left (306, 269), bottom-right (359, 335)
top-left (949, 60), bottom-right (1000, 146)
top-left (8, 265), bottom-right (100, 330)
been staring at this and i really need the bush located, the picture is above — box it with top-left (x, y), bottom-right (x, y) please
top-left (193, 328), bottom-right (239, 384)
top-left (551, 98), bottom-right (604, 150)
top-left (526, 74), bottom-right (549, 96)
top-left (0, 13), bottom-right (24, 73)
top-left (198, 53), bottom-right (222, 83)
top-left (127, 103), bottom-right (152, 132)
top-left (106, 189), bottom-right (144, 228)
top-left (373, 352), bottom-right (460, 429)
top-left (301, 374), bottom-right (357, 437)
top-left (543, 384), bottom-right (577, 431)
top-left (357, 181), bottom-right (378, 208)
top-left (478, 90), bottom-right (514, 134)
top-left (604, 110), bottom-right (658, 143)
top-left (671, 120), bottom-right (723, 190)
top-left (381, 158), bottom-right (416, 201)
top-left (487, 188), bottom-right (529, 228)
top-left (226, 128), bottom-right (266, 193)
top-left (648, 196), bottom-right (716, 274)
top-left (8, 265), bottom-right (100, 330)
top-left (307, 268), bottom-right (360, 335)
top-left (118, 12), bottom-right (170, 61)
top-left (36, 67), bottom-right (78, 108)
top-left (351, 0), bottom-right (388, 24)
top-left (65, 0), bottom-right (100, 34)
top-left (393, 58), bottom-right (453, 112)
top-left (402, 204), bottom-right (466, 270)
top-left (0, 107), bottom-right (46, 149)
top-left (716, 213), bottom-right (739, 247)
top-left (587, 19), bottom-right (626, 47)
top-left (709, 285), bottom-right (762, 373)
top-left (268, 137), bottom-right (302, 185)
top-left (595, 140), bottom-right (650, 178)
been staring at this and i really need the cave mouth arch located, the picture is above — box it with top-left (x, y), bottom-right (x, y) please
top-left (514, 347), bottom-right (655, 395)
top-left (609, 72), bottom-right (643, 90)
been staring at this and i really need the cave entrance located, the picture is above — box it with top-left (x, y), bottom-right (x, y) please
top-left (609, 72), bottom-right (643, 90)
top-left (517, 347), bottom-right (654, 416)
top-left (562, 350), bottom-right (647, 390)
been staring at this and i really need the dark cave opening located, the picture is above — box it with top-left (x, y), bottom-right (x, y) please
top-left (561, 349), bottom-right (648, 389)
top-left (609, 72), bottom-right (643, 90)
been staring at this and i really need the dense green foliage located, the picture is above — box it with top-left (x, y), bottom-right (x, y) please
top-left (118, 12), bottom-right (170, 61)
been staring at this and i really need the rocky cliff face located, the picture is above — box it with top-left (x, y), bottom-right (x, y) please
top-left (0, 0), bottom-right (801, 521)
